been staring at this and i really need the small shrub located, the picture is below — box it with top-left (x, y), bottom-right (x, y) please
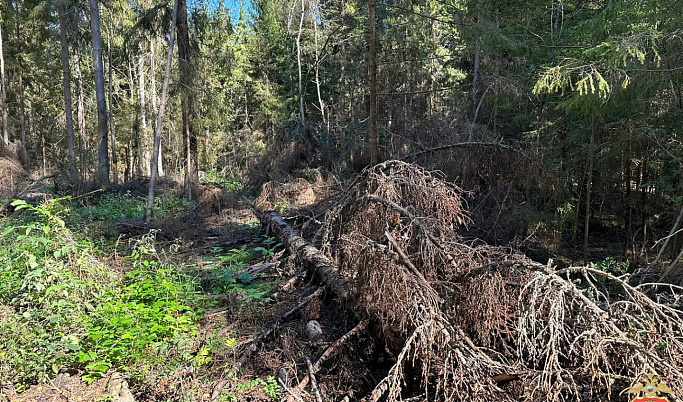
top-left (73, 193), bottom-right (144, 221)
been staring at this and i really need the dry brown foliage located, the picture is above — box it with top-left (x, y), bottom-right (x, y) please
top-left (316, 160), bottom-right (683, 401)
top-left (255, 171), bottom-right (339, 213)
top-left (0, 156), bottom-right (28, 199)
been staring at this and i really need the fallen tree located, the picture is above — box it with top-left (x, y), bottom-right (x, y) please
top-left (258, 160), bottom-right (683, 401)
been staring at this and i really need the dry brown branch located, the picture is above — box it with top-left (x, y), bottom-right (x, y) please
top-left (286, 320), bottom-right (369, 402)
top-left (405, 140), bottom-right (525, 159)
top-left (260, 160), bottom-right (683, 401)
top-left (384, 230), bottom-right (430, 284)
top-left (305, 356), bottom-right (323, 402)
top-left (210, 287), bottom-right (324, 401)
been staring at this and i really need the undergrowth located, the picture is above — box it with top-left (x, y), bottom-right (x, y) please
top-left (0, 194), bottom-right (284, 399)
top-left (0, 198), bottom-right (206, 391)
top-left (70, 192), bottom-right (194, 222)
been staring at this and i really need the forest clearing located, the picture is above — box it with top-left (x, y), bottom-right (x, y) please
top-left (0, 0), bottom-right (682, 401)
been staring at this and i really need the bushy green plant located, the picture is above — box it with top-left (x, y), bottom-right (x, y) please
top-left (79, 267), bottom-right (202, 382)
top-left (234, 376), bottom-right (281, 400)
top-left (0, 198), bottom-right (105, 389)
top-left (153, 194), bottom-right (195, 219)
top-left (71, 192), bottom-right (195, 223)
top-left (203, 171), bottom-right (244, 193)
top-left (202, 243), bottom-right (280, 303)
top-left (589, 257), bottom-right (629, 276)
top-left (0, 198), bottom-right (207, 390)
top-left (73, 193), bottom-right (145, 221)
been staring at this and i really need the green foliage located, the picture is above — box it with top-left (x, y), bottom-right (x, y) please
top-left (0, 198), bottom-right (206, 390)
top-left (589, 257), bottom-right (630, 276)
top-left (226, 376), bottom-right (281, 400)
top-left (0, 199), bottom-right (105, 389)
top-left (73, 193), bottom-right (144, 221)
top-left (71, 193), bottom-right (195, 223)
top-left (79, 265), bottom-right (202, 383)
top-left (203, 171), bottom-right (245, 193)
top-left (203, 242), bottom-right (280, 302)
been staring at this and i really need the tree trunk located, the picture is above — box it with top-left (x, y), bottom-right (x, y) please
top-left (312, 2), bottom-right (325, 127)
top-left (0, 19), bottom-right (8, 145)
top-left (150, 40), bottom-right (163, 177)
top-left (74, 45), bottom-right (87, 177)
top-left (16, 2), bottom-right (28, 172)
top-left (177, 0), bottom-right (197, 200)
top-left (640, 154), bottom-right (649, 257)
top-left (583, 116), bottom-right (595, 264)
top-left (368, 0), bottom-right (378, 166)
top-left (624, 151), bottom-right (632, 258)
top-left (139, 47), bottom-right (151, 176)
top-left (470, 24), bottom-right (481, 142)
top-left (58, 2), bottom-right (78, 180)
top-left (107, 29), bottom-right (118, 184)
top-left (90, 0), bottom-right (110, 186)
top-left (257, 210), bottom-right (350, 297)
top-left (146, 0), bottom-right (178, 223)
top-left (296, 0), bottom-right (305, 125)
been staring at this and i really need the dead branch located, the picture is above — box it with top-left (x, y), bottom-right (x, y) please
top-left (259, 161), bottom-right (683, 401)
top-left (405, 140), bottom-right (525, 160)
top-left (286, 320), bottom-right (369, 402)
top-left (257, 210), bottom-right (351, 299)
top-left (384, 230), bottom-right (429, 284)
top-left (305, 356), bottom-right (323, 402)
top-left (210, 287), bottom-right (324, 401)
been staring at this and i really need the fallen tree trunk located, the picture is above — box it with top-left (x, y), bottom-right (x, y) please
top-left (255, 161), bottom-right (683, 401)
top-left (256, 210), bottom-right (351, 300)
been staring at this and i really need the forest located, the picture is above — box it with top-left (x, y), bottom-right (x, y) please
top-left (0, 0), bottom-right (682, 400)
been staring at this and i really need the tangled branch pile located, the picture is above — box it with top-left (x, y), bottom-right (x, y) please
top-left (316, 161), bottom-right (683, 401)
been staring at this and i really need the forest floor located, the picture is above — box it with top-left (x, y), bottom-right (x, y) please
top-left (0, 174), bottom-right (379, 402)
top-left (2, 165), bottom-right (682, 402)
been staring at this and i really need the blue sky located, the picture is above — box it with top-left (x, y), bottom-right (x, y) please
top-left (189, 0), bottom-right (253, 22)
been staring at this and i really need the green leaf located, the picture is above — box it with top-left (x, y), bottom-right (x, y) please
top-left (10, 199), bottom-right (30, 210)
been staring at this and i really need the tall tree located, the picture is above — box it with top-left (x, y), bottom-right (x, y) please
top-left (146, 0), bottom-right (178, 223)
top-left (177, 0), bottom-right (197, 200)
top-left (14, 1), bottom-right (27, 170)
top-left (89, 0), bottom-right (109, 185)
top-left (296, 0), bottom-right (305, 124)
top-left (368, 0), bottom-right (378, 165)
top-left (57, 0), bottom-right (78, 179)
top-left (0, 14), bottom-right (8, 146)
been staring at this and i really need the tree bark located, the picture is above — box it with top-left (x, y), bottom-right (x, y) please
top-left (146, 0), bottom-right (178, 223)
top-left (90, 0), bottom-right (110, 186)
top-left (16, 2), bottom-right (28, 172)
top-left (368, 0), bottom-right (378, 166)
top-left (177, 0), bottom-right (197, 200)
top-left (583, 116), bottom-right (595, 264)
top-left (256, 210), bottom-right (350, 298)
top-left (296, 0), bottom-right (305, 125)
top-left (470, 18), bottom-right (482, 142)
top-left (107, 28), bottom-right (118, 183)
top-left (58, 1), bottom-right (78, 180)
top-left (312, 1), bottom-right (325, 127)
top-left (0, 18), bottom-right (8, 145)
top-left (139, 46), bottom-right (151, 176)
top-left (74, 44), bottom-right (87, 176)
top-left (150, 40), bottom-right (163, 176)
